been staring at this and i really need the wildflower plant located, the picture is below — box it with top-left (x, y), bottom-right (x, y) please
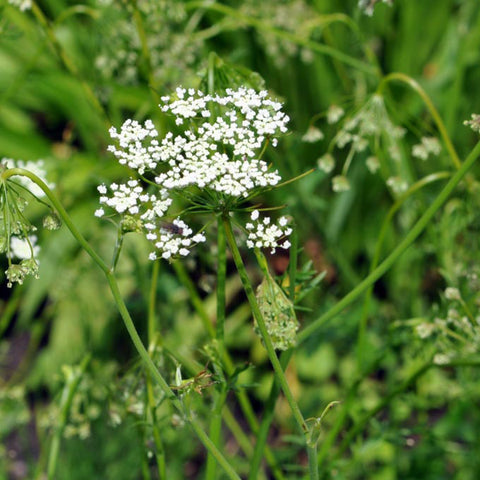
top-left (5, 1), bottom-right (480, 478)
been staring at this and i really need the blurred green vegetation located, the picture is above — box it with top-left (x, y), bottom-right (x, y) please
top-left (1, 0), bottom-right (480, 478)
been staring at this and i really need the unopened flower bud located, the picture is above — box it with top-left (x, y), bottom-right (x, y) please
top-left (5, 264), bottom-right (27, 288)
top-left (121, 215), bottom-right (143, 233)
top-left (43, 212), bottom-right (62, 230)
top-left (332, 175), bottom-right (350, 192)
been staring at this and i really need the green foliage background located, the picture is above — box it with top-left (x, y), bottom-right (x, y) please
top-left (1, 0), bottom-right (480, 478)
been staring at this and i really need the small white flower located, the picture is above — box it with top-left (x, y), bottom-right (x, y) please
top-left (412, 136), bottom-right (441, 160)
top-left (317, 153), bottom-right (335, 173)
top-left (366, 156), bottom-right (380, 173)
top-left (464, 113), bottom-right (480, 133)
top-left (327, 105), bottom-right (344, 124)
top-left (245, 213), bottom-right (292, 254)
top-left (302, 126), bottom-right (324, 143)
top-left (445, 287), bottom-right (461, 301)
top-left (332, 175), bottom-right (350, 192)
top-left (386, 176), bottom-right (408, 194)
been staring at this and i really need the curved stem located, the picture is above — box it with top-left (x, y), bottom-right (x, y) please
top-left (298, 139), bottom-right (480, 344)
top-left (1, 168), bottom-right (110, 274)
top-left (184, 1), bottom-right (379, 77)
top-left (377, 72), bottom-right (461, 170)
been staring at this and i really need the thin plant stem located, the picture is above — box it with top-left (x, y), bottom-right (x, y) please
top-left (205, 217), bottom-right (228, 480)
top-left (223, 215), bottom-right (307, 433)
top-left (223, 215), bottom-right (319, 479)
top-left (298, 139), bottom-right (480, 344)
top-left (377, 73), bottom-right (461, 170)
top-left (148, 259), bottom-right (161, 347)
top-left (0, 169), bottom-right (240, 480)
top-left (216, 216), bottom-right (227, 343)
top-left (145, 375), bottom-right (167, 480)
top-left (189, 418), bottom-right (241, 480)
top-left (47, 354), bottom-right (91, 480)
top-left (146, 259), bottom-right (166, 479)
top-left (248, 228), bottom-right (298, 480)
top-left (184, 1), bottom-right (379, 77)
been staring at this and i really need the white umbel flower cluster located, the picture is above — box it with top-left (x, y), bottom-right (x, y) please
top-left (245, 210), bottom-right (292, 254)
top-left (107, 87), bottom-right (287, 197)
top-left (99, 87), bottom-right (290, 260)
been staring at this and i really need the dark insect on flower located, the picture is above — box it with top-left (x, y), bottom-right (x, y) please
top-left (159, 221), bottom-right (184, 235)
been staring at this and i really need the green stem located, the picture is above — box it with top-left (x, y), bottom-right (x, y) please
top-left (377, 73), bottom-right (461, 170)
top-left (184, 1), bottom-right (379, 77)
top-left (145, 375), bottom-right (167, 480)
top-left (146, 259), bottom-right (166, 479)
top-left (216, 216), bottom-right (227, 343)
top-left (47, 354), bottom-right (91, 480)
top-left (223, 216), bottom-right (319, 478)
top-left (148, 260), bottom-right (161, 347)
top-left (298, 139), bottom-right (480, 344)
top-left (205, 217), bottom-right (228, 480)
